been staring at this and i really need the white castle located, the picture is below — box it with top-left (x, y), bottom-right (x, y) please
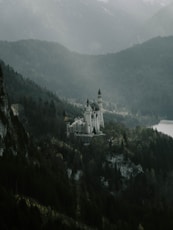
top-left (67, 89), bottom-right (104, 137)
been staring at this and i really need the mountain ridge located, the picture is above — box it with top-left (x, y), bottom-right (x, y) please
top-left (1, 37), bottom-right (173, 117)
top-left (2, 52), bottom-right (173, 229)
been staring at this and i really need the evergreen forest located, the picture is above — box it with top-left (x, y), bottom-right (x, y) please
top-left (1, 60), bottom-right (173, 229)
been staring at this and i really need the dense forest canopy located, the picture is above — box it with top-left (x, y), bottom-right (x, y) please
top-left (1, 61), bottom-right (173, 229)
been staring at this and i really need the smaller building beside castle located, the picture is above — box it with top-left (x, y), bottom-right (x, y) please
top-left (67, 89), bottom-right (104, 137)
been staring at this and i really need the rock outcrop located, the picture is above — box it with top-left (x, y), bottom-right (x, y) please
top-left (0, 65), bottom-right (28, 157)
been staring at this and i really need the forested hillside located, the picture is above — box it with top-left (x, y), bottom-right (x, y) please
top-left (98, 36), bottom-right (173, 117)
top-left (0, 60), bottom-right (81, 139)
top-left (1, 61), bottom-right (173, 229)
top-left (0, 37), bottom-right (173, 117)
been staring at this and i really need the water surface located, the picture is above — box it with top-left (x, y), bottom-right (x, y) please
top-left (153, 120), bottom-right (173, 138)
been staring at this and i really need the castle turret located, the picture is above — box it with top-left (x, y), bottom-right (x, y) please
top-left (84, 99), bottom-right (92, 134)
top-left (98, 89), bottom-right (102, 106)
top-left (97, 89), bottom-right (104, 128)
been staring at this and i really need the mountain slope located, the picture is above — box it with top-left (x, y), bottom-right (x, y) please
top-left (0, 65), bottom-right (29, 157)
top-left (0, 40), bottom-right (100, 99)
top-left (138, 2), bottom-right (173, 42)
top-left (1, 38), bottom-right (173, 117)
top-left (98, 36), bottom-right (173, 116)
top-left (0, 60), bottom-right (82, 139)
top-left (2, 58), bottom-right (173, 229)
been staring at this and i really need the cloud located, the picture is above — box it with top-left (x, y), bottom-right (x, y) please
top-left (0, 0), bottom-right (68, 42)
top-left (0, 0), bottom-right (172, 53)
top-left (142, 0), bottom-right (172, 5)
top-left (97, 0), bottom-right (109, 2)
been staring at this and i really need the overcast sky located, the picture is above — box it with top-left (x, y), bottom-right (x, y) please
top-left (0, 0), bottom-right (172, 53)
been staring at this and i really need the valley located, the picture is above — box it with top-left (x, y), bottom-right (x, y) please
top-left (0, 37), bottom-right (173, 118)
top-left (1, 55), bottom-right (173, 229)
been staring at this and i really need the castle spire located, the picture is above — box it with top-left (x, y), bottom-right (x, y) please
top-left (87, 99), bottom-right (89, 106)
top-left (97, 88), bottom-right (104, 128)
top-left (97, 89), bottom-right (102, 104)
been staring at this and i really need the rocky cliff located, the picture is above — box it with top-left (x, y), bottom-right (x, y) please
top-left (0, 65), bottom-right (28, 157)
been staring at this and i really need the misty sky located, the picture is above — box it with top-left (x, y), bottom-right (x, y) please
top-left (0, 0), bottom-right (173, 53)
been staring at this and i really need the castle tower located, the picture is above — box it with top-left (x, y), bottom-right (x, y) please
top-left (84, 99), bottom-right (92, 134)
top-left (66, 91), bottom-right (105, 138)
top-left (97, 89), bottom-right (104, 128)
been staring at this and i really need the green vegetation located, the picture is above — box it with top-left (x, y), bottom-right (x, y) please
top-left (1, 117), bottom-right (173, 229)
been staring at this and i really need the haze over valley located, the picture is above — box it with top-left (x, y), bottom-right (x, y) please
top-left (0, 36), bottom-right (173, 118)
top-left (1, 0), bottom-right (173, 119)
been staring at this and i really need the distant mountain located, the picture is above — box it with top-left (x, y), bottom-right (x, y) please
top-left (138, 1), bottom-right (173, 43)
top-left (0, 40), bottom-right (99, 99)
top-left (99, 36), bottom-right (173, 117)
top-left (0, 0), bottom-right (169, 54)
top-left (0, 60), bottom-right (81, 139)
top-left (1, 38), bottom-right (173, 117)
top-left (2, 45), bottom-right (173, 230)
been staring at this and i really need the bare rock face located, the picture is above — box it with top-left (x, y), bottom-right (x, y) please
top-left (0, 65), bottom-right (28, 157)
